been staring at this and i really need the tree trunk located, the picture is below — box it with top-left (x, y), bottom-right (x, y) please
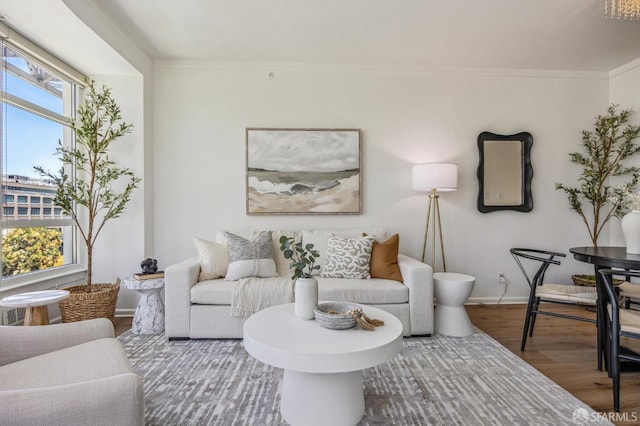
top-left (86, 244), bottom-right (93, 291)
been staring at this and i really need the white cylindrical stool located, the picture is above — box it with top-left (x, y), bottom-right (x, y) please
top-left (434, 272), bottom-right (476, 337)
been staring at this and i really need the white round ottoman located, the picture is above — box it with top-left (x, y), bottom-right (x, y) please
top-left (434, 272), bottom-right (476, 337)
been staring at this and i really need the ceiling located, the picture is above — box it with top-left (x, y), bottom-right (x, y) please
top-left (97, 0), bottom-right (640, 72)
top-left (1, 0), bottom-right (640, 74)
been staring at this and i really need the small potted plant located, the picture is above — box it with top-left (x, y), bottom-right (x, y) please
top-left (35, 79), bottom-right (141, 323)
top-left (279, 235), bottom-right (320, 319)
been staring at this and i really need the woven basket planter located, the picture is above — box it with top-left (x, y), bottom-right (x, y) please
top-left (59, 279), bottom-right (120, 324)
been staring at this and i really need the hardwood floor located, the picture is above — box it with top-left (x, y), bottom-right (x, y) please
top-left (114, 304), bottom-right (640, 423)
top-left (114, 316), bottom-right (133, 337)
top-left (468, 304), bottom-right (640, 424)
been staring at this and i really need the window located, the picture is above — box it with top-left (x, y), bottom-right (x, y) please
top-left (1, 27), bottom-right (83, 284)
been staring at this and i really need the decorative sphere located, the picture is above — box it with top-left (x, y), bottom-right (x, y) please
top-left (140, 258), bottom-right (158, 274)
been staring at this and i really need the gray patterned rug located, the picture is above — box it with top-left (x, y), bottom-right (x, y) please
top-left (118, 329), bottom-right (610, 425)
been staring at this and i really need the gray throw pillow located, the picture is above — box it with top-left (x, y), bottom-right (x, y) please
top-left (224, 231), bottom-right (278, 281)
top-left (321, 234), bottom-right (374, 279)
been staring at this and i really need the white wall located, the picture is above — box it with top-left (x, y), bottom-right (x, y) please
top-left (7, 1), bottom-right (638, 311)
top-left (610, 59), bottom-right (640, 112)
top-left (153, 64), bottom-right (610, 303)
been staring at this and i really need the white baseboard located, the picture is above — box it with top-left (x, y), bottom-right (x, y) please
top-left (116, 308), bottom-right (135, 318)
top-left (467, 296), bottom-right (527, 305)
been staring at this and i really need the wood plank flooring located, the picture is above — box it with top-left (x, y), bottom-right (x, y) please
top-left (467, 304), bottom-right (640, 424)
top-left (114, 303), bottom-right (640, 424)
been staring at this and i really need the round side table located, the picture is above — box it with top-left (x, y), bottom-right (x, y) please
top-left (123, 277), bottom-right (165, 334)
top-left (433, 272), bottom-right (476, 337)
top-left (0, 290), bottom-right (70, 326)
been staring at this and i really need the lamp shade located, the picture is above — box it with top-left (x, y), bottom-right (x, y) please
top-left (412, 163), bottom-right (458, 192)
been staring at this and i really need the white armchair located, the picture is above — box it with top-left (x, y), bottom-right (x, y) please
top-left (0, 319), bottom-right (144, 426)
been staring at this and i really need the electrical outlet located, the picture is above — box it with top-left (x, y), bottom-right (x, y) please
top-left (497, 272), bottom-right (507, 284)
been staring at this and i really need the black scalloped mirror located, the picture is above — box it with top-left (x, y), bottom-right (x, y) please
top-left (477, 131), bottom-right (533, 213)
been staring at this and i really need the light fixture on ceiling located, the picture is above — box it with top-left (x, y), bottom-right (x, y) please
top-left (606, 0), bottom-right (640, 19)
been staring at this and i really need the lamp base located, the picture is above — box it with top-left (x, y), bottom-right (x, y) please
top-left (421, 189), bottom-right (447, 272)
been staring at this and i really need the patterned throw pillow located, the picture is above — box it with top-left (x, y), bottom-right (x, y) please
top-left (224, 231), bottom-right (278, 281)
top-left (321, 234), bottom-right (375, 279)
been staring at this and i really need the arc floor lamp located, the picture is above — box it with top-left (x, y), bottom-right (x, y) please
top-left (412, 163), bottom-right (458, 272)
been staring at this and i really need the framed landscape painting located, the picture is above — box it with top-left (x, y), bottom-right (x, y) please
top-left (246, 128), bottom-right (361, 215)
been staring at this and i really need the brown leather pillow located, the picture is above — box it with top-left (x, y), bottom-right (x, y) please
top-left (367, 233), bottom-right (403, 282)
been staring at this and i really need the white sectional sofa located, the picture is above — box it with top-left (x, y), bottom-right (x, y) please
top-left (165, 228), bottom-right (434, 339)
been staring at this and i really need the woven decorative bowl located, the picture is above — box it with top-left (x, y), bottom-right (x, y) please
top-left (314, 302), bottom-right (359, 330)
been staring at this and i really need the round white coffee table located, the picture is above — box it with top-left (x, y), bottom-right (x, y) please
top-left (243, 303), bottom-right (402, 426)
top-left (122, 277), bottom-right (165, 334)
top-left (0, 290), bottom-right (70, 326)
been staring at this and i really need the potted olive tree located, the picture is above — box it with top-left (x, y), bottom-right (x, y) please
top-left (556, 104), bottom-right (640, 247)
top-left (35, 80), bottom-right (141, 323)
top-left (556, 104), bottom-right (640, 285)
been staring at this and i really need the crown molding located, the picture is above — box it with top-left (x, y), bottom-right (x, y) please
top-left (609, 57), bottom-right (640, 79)
top-left (154, 60), bottom-right (608, 80)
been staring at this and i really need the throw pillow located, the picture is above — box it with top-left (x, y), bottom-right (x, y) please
top-left (302, 228), bottom-right (386, 275)
top-left (224, 231), bottom-right (278, 281)
top-left (369, 234), bottom-right (403, 282)
top-left (321, 234), bottom-right (375, 279)
top-left (193, 237), bottom-right (229, 280)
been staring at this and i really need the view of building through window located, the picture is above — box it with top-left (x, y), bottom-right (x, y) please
top-left (1, 43), bottom-right (78, 281)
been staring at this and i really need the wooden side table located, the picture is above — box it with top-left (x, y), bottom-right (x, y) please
top-left (122, 277), bottom-right (165, 334)
top-left (0, 290), bottom-right (70, 325)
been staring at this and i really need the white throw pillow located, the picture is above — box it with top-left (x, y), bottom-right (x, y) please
top-left (321, 234), bottom-right (375, 279)
top-left (193, 237), bottom-right (229, 280)
top-left (224, 231), bottom-right (278, 281)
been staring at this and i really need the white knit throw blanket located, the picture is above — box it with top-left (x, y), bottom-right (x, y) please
top-left (231, 276), bottom-right (295, 318)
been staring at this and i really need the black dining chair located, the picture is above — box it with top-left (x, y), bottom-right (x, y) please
top-left (598, 269), bottom-right (640, 412)
top-left (510, 248), bottom-right (598, 351)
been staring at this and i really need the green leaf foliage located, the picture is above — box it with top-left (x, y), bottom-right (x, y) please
top-left (34, 79), bottom-right (141, 289)
top-left (2, 228), bottom-right (63, 276)
top-left (556, 104), bottom-right (640, 246)
top-left (279, 235), bottom-right (320, 280)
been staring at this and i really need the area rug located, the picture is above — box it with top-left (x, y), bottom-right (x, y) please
top-left (118, 329), bottom-right (610, 425)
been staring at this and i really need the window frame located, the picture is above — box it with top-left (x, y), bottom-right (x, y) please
top-left (1, 24), bottom-right (86, 288)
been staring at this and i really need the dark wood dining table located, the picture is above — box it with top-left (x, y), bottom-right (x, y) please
top-left (570, 246), bottom-right (640, 371)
